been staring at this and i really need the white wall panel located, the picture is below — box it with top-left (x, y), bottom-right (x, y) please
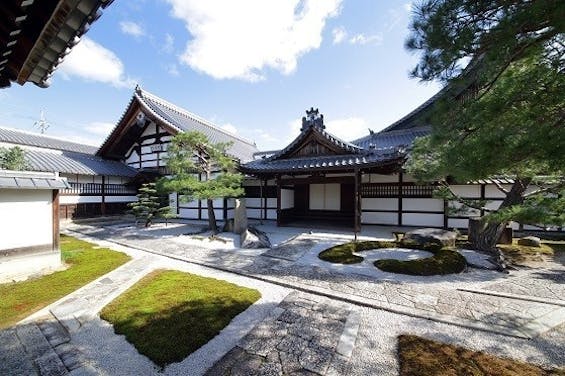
top-left (246, 198), bottom-right (262, 207)
top-left (309, 184), bottom-right (340, 211)
top-left (310, 184), bottom-right (324, 210)
top-left (448, 218), bottom-right (469, 228)
top-left (449, 185), bottom-right (480, 198)
top-left (141, 160), bottom-right (158, 168)
top-left (246, 209), bottom-right (261, 219)
top-left (0, 189), bottom-right (52, 249)
top-left (60, 196), bottom-right (101, 204)
top-left (363, 174), bottom-right (398, 183)
top-left (402, 213), bottom-right (443, 227)
top-left (485, 184), bottom-right (513, 198)
top-left (361, 212), bottom-right (397, 225)
top-left (403, 198), bottom-right (444, 212)
top-left (126, 150), bottom-right (139, 164)
top-left (281, 188), bottom-right (294, 209)
top-left (266, 209), bottom-right (277, 220)
top-left (105, 196), bottom-right (137, 203)
top-left (179, 208), bottom-right (199, 219)
top-left (362, 198), bottom-right (398, 211)
top-left (141, 122), bottom-right (157, 136)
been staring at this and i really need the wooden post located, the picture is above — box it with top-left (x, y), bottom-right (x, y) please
top-left (398, 171), bottom-right (403, 226)
top-left (223, 197), bottom-right (228, 221)
top-left (480, 184), bottom-right (486, 216)
top-left (276, 176), bottom-right (281, 226)
top-left (443, 199), bottom-right (449, 229)
top-left (101, 176), bottom-right (106, 215)
top-left (52, 190), bottom-right (60, 251)
top-left (354, 169), bottom-right (361, 239)
top-left (259, 178), bottom-right (264, 224)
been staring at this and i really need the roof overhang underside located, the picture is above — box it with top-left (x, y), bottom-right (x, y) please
top-left (0, 0), bottom-right (112, 89)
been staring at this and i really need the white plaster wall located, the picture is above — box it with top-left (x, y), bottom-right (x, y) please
top-left (448, 218), bottom-right (469, 229)
top-left (246, 209), bottom-right (262, 219)
top-left (362, 174), bottom-right (398, 183)
top-left (310, 184), bottom-right (340, 211)
top-left (179, 208), bottom-right (199, 219)
top-left (485, 184), bottom-right (513, 198)
top-left (362, 198), bottom-right (398, 211)
top-left (141, 122), bottom-right (157, 136)
top-left (141, 160), bottom-right (158, 168)
top-left (362, 212), bottom-right (397, 225)
top-left (59, 196), bottom-right (101, 204)
top-left (449, 185), bottom-right (480, 198)
top-left (126, 149), bottom-right (139, 165)
top-left (246, 198), bottom-right (262, 207)
top-left (201, 209), bottom-right (224, 220)
top-left (105, 196), bottom-right (138, 203)
top-left (0, 189), bottom-right (52, 250)
top-left (77, 175), bottom-right (94, 183)
top-left (403, 213), bottom-right (443, 227)
top-left (403, 198), bottom-right (444, 212)
top-left (281, 189), bottom-right (294, 209)
top-left (267, 209), bottom-right (277, 220)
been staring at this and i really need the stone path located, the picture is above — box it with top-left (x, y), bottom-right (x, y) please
top-left (206, 291), bottom-right (358, 376)
top-left (65, 223), bottom-right (565, 339)
top-left (0, 314), bottom-right (95, 376)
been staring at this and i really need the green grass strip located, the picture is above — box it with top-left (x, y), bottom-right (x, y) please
top-left (0, 235), bottom-right (130, 329)
top-left (100, 269), bottom-right (261, 367)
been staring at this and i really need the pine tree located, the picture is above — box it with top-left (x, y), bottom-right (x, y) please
top-left (159, 131), bottom-right (244, 234)
top-left (128, 183), bottom-right (172, 227)
top-left (0, 146), bottom-right (28, 170)
top-left (405, 0), bottom-right (565, 252)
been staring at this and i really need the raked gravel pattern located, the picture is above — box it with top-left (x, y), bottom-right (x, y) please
top-left (65, 222), bottom-right (565, 338)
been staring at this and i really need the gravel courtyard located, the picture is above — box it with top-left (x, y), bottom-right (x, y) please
top-left (1, 219), bottom-right (563, 375)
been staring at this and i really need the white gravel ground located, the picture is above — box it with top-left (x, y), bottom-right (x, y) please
top-left (349, 304), bottom-right (565, 375)
top-left (62, 233), bottom-right (291, 376)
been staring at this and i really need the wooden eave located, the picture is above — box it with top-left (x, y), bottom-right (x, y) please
top-left (96, 94), bottom-right (180, 160)
top-left (0, 0), bottom-right (112, 89)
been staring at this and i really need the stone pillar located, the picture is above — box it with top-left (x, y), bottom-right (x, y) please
top-left (233, 198), bottom-right (248, 234)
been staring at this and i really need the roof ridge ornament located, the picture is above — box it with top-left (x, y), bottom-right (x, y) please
top-left (301, 107), bottom-right (325, 131)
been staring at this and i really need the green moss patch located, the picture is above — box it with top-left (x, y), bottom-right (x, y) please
top-left (0, 235), bottom-right (130, 329)
top-left (318, 240), bottom-right (396, 264)
top-left (398, 334), bottom-right (564, 376)
top-left (374, 249), bottom-right (467, 276)
top-left (100, 269), bottom-right (261, 367)
top-left (319, 239), bottom-right (466, 275)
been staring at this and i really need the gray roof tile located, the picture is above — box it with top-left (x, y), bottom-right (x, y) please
top-left (0, 127), bottom-right (98, 154)
top-left (353, 127), bottom-right (430, 150)
top-left (136, 89), bottom-right (259, 162)
top-left (24, 150), bottom-right (137, 177)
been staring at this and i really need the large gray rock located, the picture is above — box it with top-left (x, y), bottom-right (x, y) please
top-left (402, 228), bottom-right (457, 248)
top-left (241, 226), bottom-right (271, 249)
top-left (233, 198), bottom-right (248, 234)
top-left (517, 236), bottom-right (541, 247)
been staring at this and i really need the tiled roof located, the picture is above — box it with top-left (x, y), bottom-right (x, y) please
top-left (242, 149), bottom-right (406, 173)
top-left (0, 127), bottom-right (98, 154)
top-left (23, 150), bottom-right (137, 177)
top-left (0, 170), bottom-right (69, 190)
top-left (135, 88), bottom-right (259, 162)
top-left (1, 0), bottom-right (113, 88)
top-left (353, 127), bottom-right (430, 150)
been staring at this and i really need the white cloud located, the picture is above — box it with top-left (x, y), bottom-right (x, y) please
top-left (332, 26), bottom-right (347, 44)
top-left (403, 2), bottom-right (413, 12)
top-left (57, 38), bottom-right (135, 88)
top-left (325, 117), bottom-right (369, 141)
top-left (221, 123), bottom-right (238, 134)
top-left (349, 33), bottom-right (383, 46)
top-left (166, 64), bottom-right (179, 76)
top-left (165, 0), bottom-right (342, 81)
top-left (162, 33), bottom-right (174, 54)
top-left (120, 21), bottom-right (145, 38)
top-left (85, 121), bottom-right (115, 135)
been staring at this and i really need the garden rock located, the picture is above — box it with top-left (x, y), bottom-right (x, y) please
top-left (241, 226), bottom-right (271, 249)
top-left (222, 219), bottom-right (234, 233)
top-left (517, 236), bottom-right (541, 248)
top-left (233, 198), bottom-right (248, 234)
top-left (402, 228), bottom-right (456, 248)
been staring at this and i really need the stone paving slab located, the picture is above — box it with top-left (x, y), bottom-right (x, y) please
top-left (205, 291), bottom-right (358, 376)
top-left (64, 224), bottom-right (565, 339)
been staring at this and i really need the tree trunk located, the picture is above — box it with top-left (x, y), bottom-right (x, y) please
top-left (207, 198), bottom-right (218, 234)
top-left (469, 178), bottom-right (531, 252)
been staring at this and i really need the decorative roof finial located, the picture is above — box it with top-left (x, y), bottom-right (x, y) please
top-left (301, 107), bottom-right (325, 131)
top-left (134, 83), bottom-right (142, 94)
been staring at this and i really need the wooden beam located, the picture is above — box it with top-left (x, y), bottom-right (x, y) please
top-left (101, 175), bottom-right (106, 215)
top-left (276, 176), bottom-right (281, 226)
top-left (354, 169), bottom-right (361, 234)
top-left (398, 172), bottom-right (403, 226)
top-left (52, 189), bottom-right (60, 252)
top-left (279, 175), bottom-right (354, 185)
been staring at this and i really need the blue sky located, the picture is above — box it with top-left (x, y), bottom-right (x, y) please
top-left (0, 0), bottom-right (440, 151)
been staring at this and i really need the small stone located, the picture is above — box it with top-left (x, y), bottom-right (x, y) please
top-left (517, 236), bottom-right (541, 247)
